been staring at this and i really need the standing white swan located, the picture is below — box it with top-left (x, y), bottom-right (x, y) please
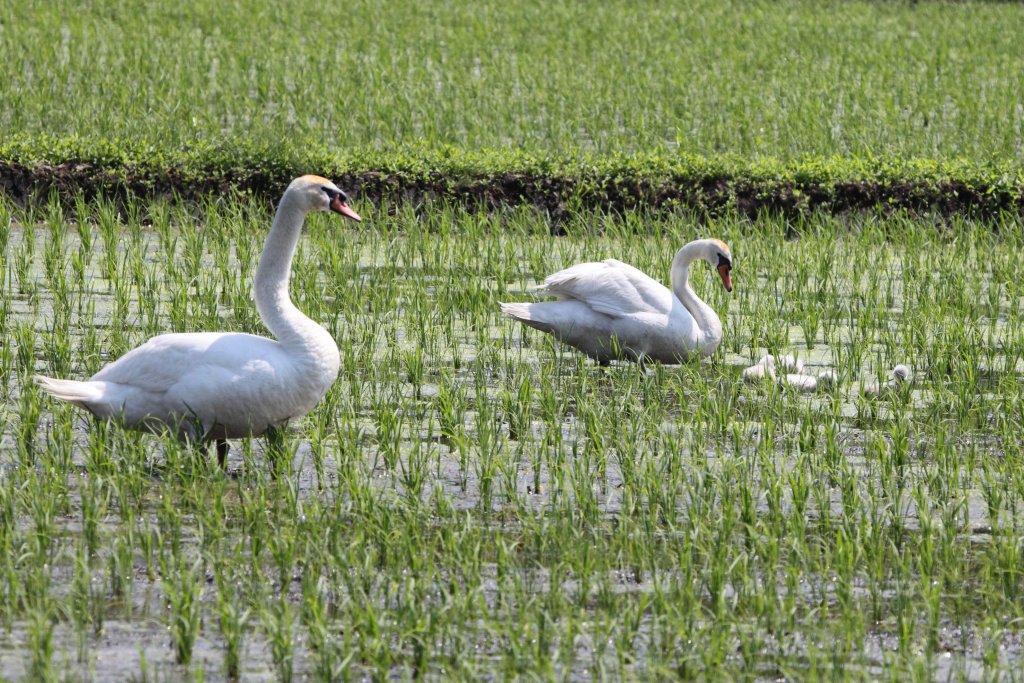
top-left (501, 239), bottom-right (733, 363)
top-left (35, 175), bottom-right (361, 465)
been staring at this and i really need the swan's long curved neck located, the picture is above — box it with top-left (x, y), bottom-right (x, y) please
top-left (254, 193), bottom-right (321, 348)
top-left (670, 242), bottom-right (723, 352)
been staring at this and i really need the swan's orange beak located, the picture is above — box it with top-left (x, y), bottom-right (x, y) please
top-left (330, 196), bottom-right (361, 222)
top-left (717, 264), bottom-right (733, 292)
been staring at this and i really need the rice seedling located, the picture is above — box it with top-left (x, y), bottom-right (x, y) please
top-left (1, 194), bottom-right (1024, 679)
top-left (26, 604), bottom-right (55, 683)
top-left (161, 554), bottom-right (204, 665)
top-left (213, 557), bottom-right (249, 680)
top-left (261, 594), bottom-right (296, 683)
top-left (6, 1), bottom-right (1024, 166)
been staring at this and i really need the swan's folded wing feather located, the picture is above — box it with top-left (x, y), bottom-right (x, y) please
top-left (539, 259), bottom-right (672, 317)
top-left (91, 332), bottom-right (284, 389)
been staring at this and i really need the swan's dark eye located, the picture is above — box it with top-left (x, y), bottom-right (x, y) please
top-left (321, 186), bottom-right (349, 202)
top-left (717, 254), bottom-right (731, 269)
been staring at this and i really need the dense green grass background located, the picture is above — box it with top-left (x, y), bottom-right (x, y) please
top-left (4, 0), bottom-right (1024, 167)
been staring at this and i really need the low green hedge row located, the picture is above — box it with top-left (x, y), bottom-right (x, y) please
top-left (2, 134), bottom-right (1022, 219)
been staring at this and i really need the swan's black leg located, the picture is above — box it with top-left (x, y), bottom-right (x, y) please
top-left (216, 439), bottom-right (229, 469)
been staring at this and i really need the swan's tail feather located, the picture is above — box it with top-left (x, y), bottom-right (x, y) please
top-left (34, 375), bottom-right (104, 407)
top-left (500, 302), bottom-right (553, 333)
top-left (500, 302), bottom-right (532, 320)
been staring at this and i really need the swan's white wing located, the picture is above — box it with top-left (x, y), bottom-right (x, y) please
top-left (91, 332), bottom-right (285, 389)
top-left (540, 259), bottom-right (672, 318)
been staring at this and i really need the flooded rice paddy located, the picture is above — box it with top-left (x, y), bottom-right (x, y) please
top-left (1, 196), bottom-right (1024, 680)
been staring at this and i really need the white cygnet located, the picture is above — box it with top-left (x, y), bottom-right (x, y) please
top-left (781, 373), bottom-right (818, 393)
top-left (892, 364), bottom-right (911, 383)
top-left (780, 369), bottom-right (838, 394)
top-left (815, 369), bottom-right (838, 392)
top-left (742, 355), bottom-right (776, 381)
top-left (862, 364), bottom-right (912, 397)
top-left (778, 354), bottom-right (804, 374)
top-left (742, 353), bottom-right (803, 381)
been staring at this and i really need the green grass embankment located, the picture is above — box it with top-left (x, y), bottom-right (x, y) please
top-left (2, 136), bottom-right (1022, 219)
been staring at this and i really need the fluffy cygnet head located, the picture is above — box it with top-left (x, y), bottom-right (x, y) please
top-left (892, 364), bottom-right (911, 383)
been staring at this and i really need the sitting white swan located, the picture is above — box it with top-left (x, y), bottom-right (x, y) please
top-left (35, 175), bottom-right (361, 465)
top-left (501, 239), bottom-right (733, 363)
